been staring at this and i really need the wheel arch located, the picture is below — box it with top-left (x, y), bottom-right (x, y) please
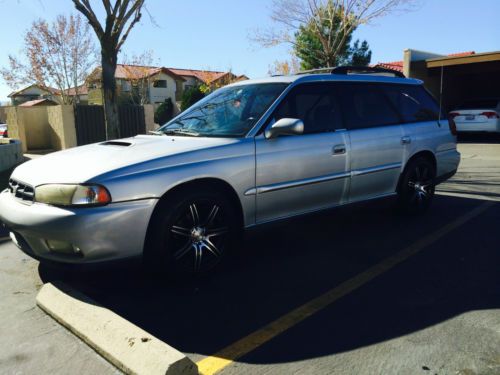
top-left (397, 150), bottom-right (437, 192)
top-left (143, 177), bottom-right (244, 255)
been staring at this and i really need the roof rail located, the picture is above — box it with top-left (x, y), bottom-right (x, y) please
top-left (331, 66), bottom-right (405, 78)
top-left (295, 67), bottom-right (335, 75)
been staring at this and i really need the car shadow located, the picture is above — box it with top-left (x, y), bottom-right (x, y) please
top-left (457, 133), bottom-right (500, 144)
top-left (38, 193), bottom-right (500, 364)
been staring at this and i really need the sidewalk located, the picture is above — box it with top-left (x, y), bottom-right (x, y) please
top-left (0, 240), bottom-right (120, 374)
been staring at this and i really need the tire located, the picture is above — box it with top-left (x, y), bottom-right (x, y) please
top-left (144, 187), bottom-right (239, 277)
top-left (397, 157), bottom-right (436, 214)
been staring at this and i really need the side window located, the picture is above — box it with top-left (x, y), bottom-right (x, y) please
top-left (338, 83), bottom-right (400, 130)
top-left (381, 84), bottom-right (440, 122)
top-left (272, 83), bottom-right (343, 134)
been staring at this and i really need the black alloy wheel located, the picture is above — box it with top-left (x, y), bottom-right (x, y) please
top-left (398, 157), bottom-right (436, 214)
top-left (168, 198), bottom-right (231, 273)
top-left (145, 188), bottom-right (239, 277)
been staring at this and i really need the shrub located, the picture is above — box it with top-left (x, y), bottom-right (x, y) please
top-left (181, 86), bottom-right (205, 112)
top-left (155, 98), bottom-right (174, 126)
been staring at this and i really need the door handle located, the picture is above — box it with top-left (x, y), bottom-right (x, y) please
top-left (333, 144), bottom-right (346, 155)
top-left (401, 136), bottom-right (411, 145)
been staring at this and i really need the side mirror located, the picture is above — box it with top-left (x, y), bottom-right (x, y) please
top-left (264, 118), bottom-right (304, 139)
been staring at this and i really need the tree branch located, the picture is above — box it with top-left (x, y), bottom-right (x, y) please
top-left (72, 0), bottom-right (104, 39)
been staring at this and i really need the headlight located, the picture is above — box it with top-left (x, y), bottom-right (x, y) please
top-left (35, 184), bottom-right (111, 207)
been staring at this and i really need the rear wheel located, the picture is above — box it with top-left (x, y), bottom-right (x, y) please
top-left (145, 188), bottom-right (239, 277)
top-left (397, 157), bottom-right (436, 214)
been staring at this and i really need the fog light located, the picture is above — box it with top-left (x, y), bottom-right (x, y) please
top-left (46, 239), bottom-right (80, 255)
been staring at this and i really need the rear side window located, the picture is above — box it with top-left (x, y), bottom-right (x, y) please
top-left (272, 83), bottom-right (343, 134)
top-left (381, 84), bottom-right (440, 123)
top-left (336, 83), bottom-right (400, 130)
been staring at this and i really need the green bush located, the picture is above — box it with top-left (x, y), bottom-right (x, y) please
top-left (181, 86), bottom-right (205, 112)
top-left (155, 98), bottom-right (174, 125)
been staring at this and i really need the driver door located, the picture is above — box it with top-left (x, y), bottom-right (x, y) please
top-left (254, 82), bottom-right (350, 224)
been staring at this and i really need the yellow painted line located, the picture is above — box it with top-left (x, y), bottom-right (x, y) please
top-left (197, 201), bottom-right (494, 375)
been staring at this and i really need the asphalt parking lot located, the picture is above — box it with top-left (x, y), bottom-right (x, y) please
top-left (1, 135), bottom-right (500, 375)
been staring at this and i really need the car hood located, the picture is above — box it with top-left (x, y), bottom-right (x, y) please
top-left (11, 135), bottom-right (240, 186)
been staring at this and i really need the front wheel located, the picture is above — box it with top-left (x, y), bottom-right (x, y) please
top-left (397, 157), bottom-right (436, 214)
top-left (145, 188), bottom-right (239, 277)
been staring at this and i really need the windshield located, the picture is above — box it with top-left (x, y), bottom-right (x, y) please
top-left (158, 83), bottom-right (288, 137)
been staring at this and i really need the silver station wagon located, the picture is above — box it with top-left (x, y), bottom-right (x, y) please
top-left (0, 67), bottom-right (460, 275)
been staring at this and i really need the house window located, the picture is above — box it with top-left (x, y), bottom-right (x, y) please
top-left (153, 80), bottom-right (167, 88)
top-left (121, 80), bottom-right (131, 92)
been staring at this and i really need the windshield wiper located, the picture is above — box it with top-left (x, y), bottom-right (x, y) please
top-left (162, 128), bottom-right (200, 137)
top-left (149, 130), bottom-right (164, 136)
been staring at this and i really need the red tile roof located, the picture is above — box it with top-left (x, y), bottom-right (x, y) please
top-left (375, 61), bottom-right (404, 73)
top-left (167, 68), bottom-right (229, 84)
top-left (446, 51), bottom-right (476, 58)
top-left (19, 98), bottom-right (58, 107)
top-left (88, 64), bottom-right (186, 82)
top-left (65, 85), bottom-right (88, 96)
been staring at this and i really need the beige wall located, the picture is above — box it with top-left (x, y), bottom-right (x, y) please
top-left (5, 107), bottom-right (26, 152)
top-left (143, 104), bottom-right (157, 132)
top-left (0, 106), bottom-right (7, 123)
top-left (6, 105), bottom-right (76, 152)
top-left (6, 104), bottom-right (150, 152)
top-left (47, 105), bottom-right (77, 150)
top-left (22, 107), bottom-right (52, 150)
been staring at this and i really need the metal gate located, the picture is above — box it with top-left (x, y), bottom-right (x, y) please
top-left (118, 105), bottom-right (146, 138)
top-left (74, 105), bottom-right (106, 146)
top-left (75, 105), bottom-right (146, 146)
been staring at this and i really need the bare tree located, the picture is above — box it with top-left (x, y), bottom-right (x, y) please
top-left (1, 14), bottom-right (96, 104)
top-left (120, 50), bottom-right (158, 105)
top-left (252, 0), bottom-right (417, 68)
top-left (72, 0), bottom-right (145, 139)
top-left (268, 57), bottom-right (301, 76)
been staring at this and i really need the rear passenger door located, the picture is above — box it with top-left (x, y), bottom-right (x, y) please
top-left (338, 82), bottom-right (405, 202)
top-left (380, 84), bottom-right (444, 164)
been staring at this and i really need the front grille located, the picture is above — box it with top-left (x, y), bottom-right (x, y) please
top-left (8, 179), bottom-right (35, 203)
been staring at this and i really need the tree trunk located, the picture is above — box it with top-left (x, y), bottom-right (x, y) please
top-left (101, 47), bottom-right (120, 140)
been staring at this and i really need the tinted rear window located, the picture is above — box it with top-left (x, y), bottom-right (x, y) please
top-left (458, 99), bottom-right (499, 109)
top-left (337, 83), bottom-right (400, 130)
top-left (381, 84), bottom-right (440, 123)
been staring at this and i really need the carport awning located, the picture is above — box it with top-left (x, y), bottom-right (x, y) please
top-left (426, 51), bottom-right (500, 68)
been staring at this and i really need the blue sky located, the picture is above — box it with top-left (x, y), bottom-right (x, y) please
top-left (0, 0), bottom-right (499, 102)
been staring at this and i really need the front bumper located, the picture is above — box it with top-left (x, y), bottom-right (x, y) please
top-left (0, 190), bottom-right (157, 264)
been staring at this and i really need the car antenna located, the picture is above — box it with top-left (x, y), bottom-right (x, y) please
top-left (438, 64), bottom-right (444, 126)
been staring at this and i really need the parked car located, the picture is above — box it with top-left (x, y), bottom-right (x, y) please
top-left (449, 98), bottom-right (500, 133)
top-left (0, 123), bottom-right (7, 138)
top-left (0, 69), bottom-right (460, 276)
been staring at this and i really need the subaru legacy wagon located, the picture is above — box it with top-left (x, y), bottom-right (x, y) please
top-left (0, 68), bottom-right (460, 275)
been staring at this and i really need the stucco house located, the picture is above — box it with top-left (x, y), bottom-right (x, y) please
top-left (8, 84), bottom-right (88, 105)
top-left (86, 64), bottom-right (248, 107)
top-left (168, 68), bottom-right (249, 98)
top-left (86, 64), bottom-right (186, 106)
top-left (8, 84), bottom-right (59, 105)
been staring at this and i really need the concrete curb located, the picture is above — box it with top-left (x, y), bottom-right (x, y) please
top-left (36, 282), bottom-right (198, 375)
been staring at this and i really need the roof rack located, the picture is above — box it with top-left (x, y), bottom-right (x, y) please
top-left (331, 66), bottom-right (405, 78)
top-left (295, 67), bottom-right (336, 75)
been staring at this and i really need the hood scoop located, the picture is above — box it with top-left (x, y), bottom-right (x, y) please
top-left (99, 141), bottom-right (132, 147)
